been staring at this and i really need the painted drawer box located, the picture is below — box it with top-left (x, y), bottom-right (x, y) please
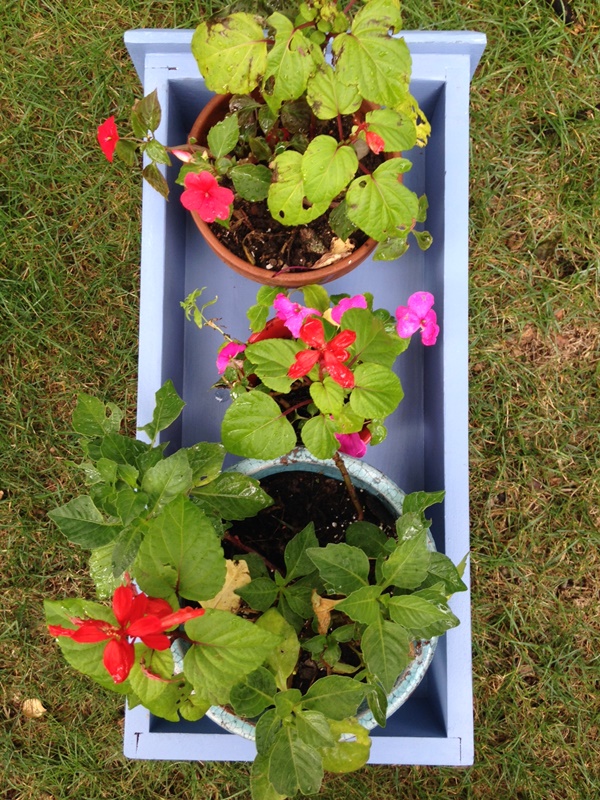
top-left (123, 29), bottom-right (485, 767)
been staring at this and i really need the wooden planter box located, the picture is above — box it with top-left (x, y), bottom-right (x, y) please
top-left (123, 29), bottom-right (485, 767)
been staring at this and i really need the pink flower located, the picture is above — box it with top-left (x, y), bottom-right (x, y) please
top-left (365, 130), bottom-right (385, 154)
top-left (335, 427), bottom-right (372, 458)
top-left (97, 116), bottom-right (119, 162)
top-left (330, 295), bottom-right (368, 324)
top-left (180, 171), bottom-right (234, 223)
top-left (395, 292), bottom-right (439, 346)
top-left (273, 294), bottom-right (321, 337)
top-left (48, 582), bottom-right (205, 684)
top-left (171, 149), bottom-right (194, 163)
top-left (217, 342), bottom-right (246, 374)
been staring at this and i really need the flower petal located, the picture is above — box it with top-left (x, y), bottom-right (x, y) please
top-left (103, 638), bottom-right (135, 684)
top-left (288, 349), bottom-right (320, 380)
top-left (323, 352), bottom-right (355, 388)
top-left (407, 291), bottom-right (435, 319)
top-left (112, 584), bottom-right (137, 628)
top-left (335, 432), bottom-right (367, 458)
top-left (330, 295), bottom-right (367, 324)
top-left (299, 318), bottom-right (326, 349)
top-left (395, 307), bottom-right (420, 338)
top-left (216, 342), bottom-right (246, 374)
top-left (97, 116), bottom-right (119, 163)
top-left (71, 620), bottom-right (114, 643)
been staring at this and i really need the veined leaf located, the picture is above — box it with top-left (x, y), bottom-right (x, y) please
top-left (381, 532), bottom-right (431, 589)
top-left (268, 727), bottom-right (323, 797)
top-left (386, 594), bottom-right (460, 638)
top-left (72, 394), bottom-right (123, 437)
top-left (320, 718), bottom-right (371, 773)
top-left (306, 63), bottom-right (361, 120)
top-left (302, 675), bottom-right (366, 720)
top-left (138, 380), bottom-right (185, 443)
top-left (361, 618), bottom-right (411, 693)
top-left (300, 414), bottom-right (339, 460)
top-left (301, 135), bottom-right (358, 206)
top-left (192, 471), bottom-right (273, 520)
top-left (350, 363), bottom-right (403, 419)
top-left (141, 450), bottom-right (193, 512)
top-left (222, 392), bottom-right (296, 459)
top-left (267, 150), bottom-right (329, 227)
top-left (306, 543), bottom-right (370, 595)
top-left (48, 496), bottom-right (121, 549)
top-left (335, 585), bottom-right (383, 625)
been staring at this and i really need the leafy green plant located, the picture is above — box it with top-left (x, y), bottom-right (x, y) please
top-left (98, 0), bottom-right (432, 267)
top-left (46, 381), bottom-right (465, 799)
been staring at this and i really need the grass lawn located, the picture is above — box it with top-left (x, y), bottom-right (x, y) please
top-left (1, 1), bottom-right (599, 798)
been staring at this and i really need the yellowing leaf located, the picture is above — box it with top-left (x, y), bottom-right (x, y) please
top-left (201, 559), bottom-right (252, 612)
top-left (311, 590), bottom-right (343, 635)
top-left (22, 698), bottom-right (47, 719)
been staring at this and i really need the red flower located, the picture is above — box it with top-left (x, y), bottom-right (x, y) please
top-left (365, 130), bottom-right (385, 154)
top-left (97, 116), bottom-right (119, 162)
top-left (288, 318), bottom-right (356, 389)
top-left (180, 171), bottom-right (234, 223)
top-left (48, 582), bottom-right (205, 684)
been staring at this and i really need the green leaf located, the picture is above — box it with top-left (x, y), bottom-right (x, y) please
top-left (422, 551), bottom-right (468, 595)
top-left (320, 718), bottom-right (371, 773)
top-left (128, 646), bottom-right (188, 723)
top-left (328, 198), bottom-right (357, 241)
top-left (284, 523), bottom-right (319, 582)
top-left (365, 108), bottom-right (417, 151)
top-left (366, 679), bottom-right (388, 728)
top-left (134, 495), bottom-right (225, 602)
top-left (309, 377), bottom-right (345, 416)
top-left (361, 618), bottom-right (411, 693)
top-left (111, 522), bottom-right (145, 576)
top-left (386, 595), bottom-right (460, 638)
top-left (295, 710), bottom-right (335, 749)
top-left (301, 136), bottom-right (358, 206)
top-left (72, 394), bottom-right (123, 437)
top-left (255, 707), bottom-right (282, 755)
top-left (343, 307), bottom-right (406, 368)
top-left (274, 688), bottom-right (302, 718)
top-left (268, 727), bottom-right (323, 797)
top-left (306, 63), bottom-right (361, 120)
top-left (306, 543), bottom-right (369, 595)
top-left (267, 150), bottom-right (329, 227)
top-left (183, 609), bottom-right (280, 703)
top-left (301, 284), bottom-right (331, 313)
top-left (395, 512), bottom-right (428, 542)
top-left (331, 0), bottom-right (410, 108)
top-left (413, 229), bottom-right (433, 250)
top-left (381, 533), bottom-right (431, 590)
top-left (236, 576), bottom-right (279, 612)
top-left (88, 544), bottom-right (122, 599)
top-left (99, 433), bottom-right (147, 467)
top-left (251, 754), bottom-right (287, 800)
top-left (350, 363), bottom-right (403, 419)
top-left (192, 472), bottom-right (273, 520)
top-left (230, 667), bottom-right (277, 718)
top-left (144, 138), bottom-right (172, 166)
top-left (402, 490), bottom-right (445, 517)
top-left (256, 608), bottom-right (300, 692)
top-left (300, 415), bottom-right (339, 460)
top-left (132, 89), bottom-right (161, 134)
top-left (114, 139), bottom-right (138, 167)
top-left (373, 235), bottom-right (410, 261)
top-left (141, 450), bottom-right (193, 512)
top-left (222, 392), bottom-right (297, 459)
top-left (207, 113), bottom-right (240, 158)
top-left (302, 675), bottom-right (366, 720)
top-left (335, 586), bottom-right (383, 626)
top-left (230, 163), bottom-right (272, 201)
top-left (139, 380), bottom-right (185, 443)
top-left (346, 158), bottom-right (419, 242)
top-left (192, 15), bottom-right (268, 95)
top-left (262, 12), bottom-right (324, 114)
top-left (346, 521), bottom-right (390, 558)
top-left (142, 163), bottom-right (169, 199)
top-left (48, 496), bottom-right (121, 549)
top-left (184, 441), bottom-right (225, 487)
top-left (245, 339), bottom-right (302, 393)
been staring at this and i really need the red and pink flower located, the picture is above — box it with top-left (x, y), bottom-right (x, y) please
top-left (180, 171), bottom-right (234, 223)
top-left (48, 582), bottom-right (205, 684)
top-left (395, 292), bottom-right (439, 346)
top-left (97, 116), bottom-right (119, 163)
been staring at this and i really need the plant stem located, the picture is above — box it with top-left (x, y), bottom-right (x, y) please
top-left (332, 452), bottom-right (364, 521)
top-left (223, 532), bottom-right (281, 574)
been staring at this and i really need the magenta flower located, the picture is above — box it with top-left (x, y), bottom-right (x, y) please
top-left (180, 171), bottom-right (234, 223)
top-left (395, 292), bottom-right (439, 346)
top-left (330, 295), bottom-right (368, 324)
top-left (97, 116), bottom-right (119, 163)
top-left (273, 294), bottom-right (320, 337)
top-left (217, 342), bottom-right (246, 374)
top-left (335, 427), bottom-right (372, 458)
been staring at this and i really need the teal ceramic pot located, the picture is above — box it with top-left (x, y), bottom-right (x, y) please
top-left (174, 448), bottom-right (437, 740)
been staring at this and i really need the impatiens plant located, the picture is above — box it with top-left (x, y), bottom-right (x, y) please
top-left (184, 283), bottom-right (439, 465)
top-left (98, 0), bottom-right (433, 268)
top-left (45, 383), bottom-right (466, 800)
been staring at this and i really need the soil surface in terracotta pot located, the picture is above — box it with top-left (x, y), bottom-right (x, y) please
top-left (224, 470), bottom-right (397, 694)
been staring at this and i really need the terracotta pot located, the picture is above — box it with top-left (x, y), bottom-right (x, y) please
top-left (187, 94), bottom-right (376, 288)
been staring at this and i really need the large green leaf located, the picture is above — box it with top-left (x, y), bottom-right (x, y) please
top-left (192, 14), bottom-right (268, 95)
top-left (99, 433), bottom-right (147, 467)
top-left (48, 496), bottom-right (121, 549)
top-left (335, 585), bottom-right (383, 626)
top-left (350, 363), bottom-right (403, 419)
top-left (295, 709), bottom-right (335, 749)
top-left (306, 543), bottom-right (370, 595)
top-left (421, 551), bottom-right (468, 595)
top-left (309, 377), bottom-right (345, 415)
top-left (268, 727), bottom-right (323, 797)
top-left (134, 495), bottom-right (225, 602)
top-left (183, 609), bottom-right (280, 702)
top-left (230, 163), bottom-right (272, 202)
top-left (300, 414), bottom-right (339, 460)
top-left (251, 754), bottom-right (287, 800)
top-left (284, 524), bottom-right (319, 582)
top-left (342, 307), bottom-right (406, 367)
top-left (386, 595), bottom-right (460, 638)
top-left (361, 618), bottom-right (411, 693)
top-left (331, 0), bottom-right (411, 108)
top-left (236, 577), bottom-right (279, 612)
top-left (184, 441), bottom-right (225, 487)
top-left (245, 339), bottom-right (302, 393)
top-left (380, 533), bottom-right (431, 590)
top-left (192, 472), bottom-right (273, 520)
top-left (306, 63), bottom-right (361, 120)
top-left (402, 490), bottom-right (446, 517)
top-left (302, 675), bottom-right (366, 720)
top-left (138, 380), bottom-right (185, 443)
top-left (345, 521), bottom-right (391, 558)
top-left (365, 107), bottom-right (417, 151)
top-left (221, 392), bottom-right (296, 459)
top-left (346, 158), bottom-right (419, 241)
top-left (267, 150), bottom-right (329, 227)
top-left (207, 113), bottom-right (240, 158)
top-left (301, 135), bottom-right (358, 206)
top-left (256, 608), bottom-right (300, 692)
top-left (128, 646), bottom-right (190, 723)
top-left (262, 12), bottom-right (324, 113)
top-left (72, 394), bottom-right (123, 437)
top-left (230, 666), bottom-right (277, 718)
top-left (320, 718), bottom-right (371, 773)
top-left (141, 449), bottom-right (193, 512)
